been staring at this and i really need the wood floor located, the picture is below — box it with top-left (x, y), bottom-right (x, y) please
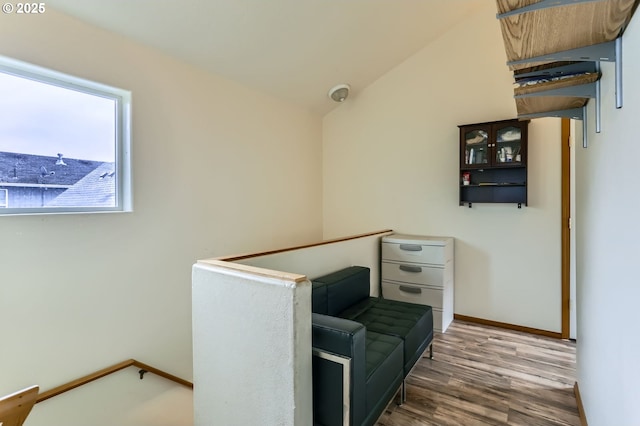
top-left (376, 320), bottom-right (580, 426)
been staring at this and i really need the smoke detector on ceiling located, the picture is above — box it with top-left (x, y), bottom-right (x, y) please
top-left (328, 84), bottom-right (350, 103)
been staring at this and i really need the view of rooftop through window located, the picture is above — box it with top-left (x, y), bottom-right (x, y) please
top-left (0, 56), bottom-right (132, 214)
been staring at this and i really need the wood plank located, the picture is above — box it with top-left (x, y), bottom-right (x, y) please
top-left (37, 360), bottom-right (136, 403)
top-left (0, 385), bottom-right (39, 426)
top-left (496, 0), bottom-right (637, 69)
top-left (215, 229), bottom-right (393, 262)
top-left (376, 320), bottom-right (580, 426)
top-left (516, 96), bottom-right (587, 116)
top-left (197, 258), bottom-right (309, 284)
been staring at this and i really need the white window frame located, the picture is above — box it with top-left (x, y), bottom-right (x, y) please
top-left (0, 188), bottom-right (7, 208)
top-left (0, 55), bottom-right (132, 215)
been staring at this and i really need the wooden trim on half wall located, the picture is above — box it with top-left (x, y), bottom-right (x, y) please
top-left (574, 381), bottom-right (589, 426)
top-left (216, 229), bottom-right (393, 262)
top-left (454, 314), bottom-right (563, 339)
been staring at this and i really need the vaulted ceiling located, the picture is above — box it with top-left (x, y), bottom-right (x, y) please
top-left (48, 0), bottom-right (486, 115)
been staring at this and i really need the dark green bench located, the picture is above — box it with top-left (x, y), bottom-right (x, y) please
top-left (311, 266), bottom-right (433, 426)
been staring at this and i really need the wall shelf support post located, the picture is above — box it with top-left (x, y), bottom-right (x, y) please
top-left (595, 61), bottom-right (601, 133)
top-left (582, 105), bottom-right (588, 148)
top-left (615, 36), bottom-right (623, 108)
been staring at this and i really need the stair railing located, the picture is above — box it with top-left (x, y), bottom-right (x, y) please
top-left (36, 358), bottom-right (193, 403)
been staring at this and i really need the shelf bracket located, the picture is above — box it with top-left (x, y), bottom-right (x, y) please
top-left (518, 107), bottom-right (583, 120)
top-left (507, 38), bottom-right (622, 110)
top-left (507, 40), bottom-right (616, 67)
top-left (509, 37), bottom-right (624, 137)
top-left (521, 107), bottom-right (589, 148)
top-left (514, 82), bottom-right (596, 99)
top-left (514, 61), bottom-right (597, 79)
top-left (515, 82), bottom-right (598, 140)
top-left (496, 0), bottom-right (604, 19)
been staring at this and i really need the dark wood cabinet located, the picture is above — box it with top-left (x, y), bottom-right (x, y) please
top-left (458, 119), bottom-right (529, 208)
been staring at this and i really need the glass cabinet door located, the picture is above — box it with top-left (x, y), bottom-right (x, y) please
top-left (463, 128), bottom-right (489, 166)
top-left (495, 125), bottom-right (523, 165)
top-left (459, 119), bottom-right (529, 208)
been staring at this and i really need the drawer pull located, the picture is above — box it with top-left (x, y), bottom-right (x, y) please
top-left (399, 244), bottom-right (422, 252)
top-left (399, 286), bottom-right (422, 294)
top-left (399, 265), bottom-right (422, 273)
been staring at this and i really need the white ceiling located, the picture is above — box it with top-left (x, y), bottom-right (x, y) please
top-left (47, 0), bottom-right (486, 115)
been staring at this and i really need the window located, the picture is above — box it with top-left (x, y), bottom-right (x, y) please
top-left (0, 55), bottom-right (131, 215)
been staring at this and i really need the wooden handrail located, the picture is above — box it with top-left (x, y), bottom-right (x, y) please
top-left (132, 360), bottom-right (193, 389)
top-left (215, 229), bottom-right (393, 262)
top-left (36, 359), bottom-right (193, 403)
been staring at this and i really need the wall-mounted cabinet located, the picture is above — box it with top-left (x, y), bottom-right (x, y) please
top-left (459, 119), bottom-right (529, 208)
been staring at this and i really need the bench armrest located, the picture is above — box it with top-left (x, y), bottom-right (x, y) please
top-left (312, 313), bottom-right (366, 426)
top-left (312, 313), bottom-right (365, 357)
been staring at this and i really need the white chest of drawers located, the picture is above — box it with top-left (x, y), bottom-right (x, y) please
top-left (381, 234), bottom-right (454, 332)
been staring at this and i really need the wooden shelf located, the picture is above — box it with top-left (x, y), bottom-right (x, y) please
top-left (514, 71), bottom-right (600, 116)
top-left (514, 72), bottom-right (599, 96)
top-left (496, 0), bottom-right (638, 120)
top-left (497, 0), bottom-right (637, 70)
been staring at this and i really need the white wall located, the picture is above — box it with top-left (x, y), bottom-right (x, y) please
top-left (322, 3), bottom-right (562, 332)
top-left (0, 8), bottom-right (323, 423)
top-left (192, 261), bottom-right (311, 426)
top-left (574, 13), bottom-right (640, 425)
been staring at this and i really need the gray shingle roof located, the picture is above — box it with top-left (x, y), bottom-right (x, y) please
top-left (46, 162), bottom-right (116, 208)
top-left (0, 152), bottom-right (103, 185)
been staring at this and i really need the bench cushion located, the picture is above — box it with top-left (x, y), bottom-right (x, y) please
top-left (364, 331), bottom-right (403, 426)
top-left (313, 266), bottom-right (370, 316)
top-left (340, 298), bottom-right (433, 376)
top-left (311, 281), bottom-right (328, 314)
